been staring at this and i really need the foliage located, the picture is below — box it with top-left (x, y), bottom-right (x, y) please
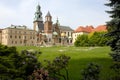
top-left (0, 44), bottom-right (41, 80)
top-left (29, 68), bottom-right (49, 80)
top-left (105, 0), bottom-right (120, 79)
top-left (81, 63), bottom-right (100, 80)
top-left (74, 32), bottom-right (109, 47)
top-left (89, 32), bottom-right (109, 46)
top-left (44, 55), bottom-right (70, 80)
top-left (74, 34), bottom-right (89, 47)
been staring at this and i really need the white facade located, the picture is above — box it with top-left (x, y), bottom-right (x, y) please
top-left (72, 32), bottom-right (88, 43)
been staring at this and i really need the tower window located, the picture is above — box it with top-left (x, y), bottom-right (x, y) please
top-left (39, 15), bottom-right (41, 18)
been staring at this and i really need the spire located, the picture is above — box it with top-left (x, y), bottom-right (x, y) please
top-left (56, 17), bottom-right (60, 26)
top-left (36, 4), bottom-right (41, 11)
top-left (45, 11), bottom-right (52, 22)
top-left (46, 11), bottom-right (51, 17)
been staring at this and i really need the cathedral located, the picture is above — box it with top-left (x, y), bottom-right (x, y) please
top-left (0, 4), bottom-right (73, 46)
top-left (33, 4), bottom-right (73, 46)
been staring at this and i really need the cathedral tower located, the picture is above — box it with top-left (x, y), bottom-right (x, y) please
top-left (33, 4), bottom-right (44, 32)
top-left (44, 11), bottom-right (53, 42)
top-left (44, 11), bottom-right (52, 33)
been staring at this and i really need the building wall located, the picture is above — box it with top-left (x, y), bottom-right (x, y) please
top-left (45, 33), bottom-right (52, 43)
top-left (60, 30), bottom-right (73, 44)
top-left (1, 28), bottom-right (37, 46)
top-left (33, 21), bottom-right (38, 31)
top-left (44, 21), bottom-right (52, 33)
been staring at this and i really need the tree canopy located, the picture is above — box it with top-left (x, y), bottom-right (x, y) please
top-left (0, 44), bottom-right (41, 80)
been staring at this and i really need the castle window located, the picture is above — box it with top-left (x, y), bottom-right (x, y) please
top-left (33, 37), bottom-right (35, 39)
top-left (15, 36), bottom-right (17, 38)
top-left (19, 36), bottom-right (21, 39)
top-left (24, 36), bottom-right (26, 39)
top-left (10, 35), bottom-right (12, 38)
top-left (15, 41), bottom-right (17, 44)
top-left (49, 38), bottom-right (51, 42)
top-left (20, 41), bottom-right (22, 43)
top-left (68, 32), bottom-right (69, 36)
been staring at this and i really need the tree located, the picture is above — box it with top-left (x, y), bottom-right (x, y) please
top-left (74, 34), bottom-right (89, 47)
top-left (74, 32), bottom-right (109, 47)
top-left (89, 32), bottom-right (109, 46)
top-left (0, 44), bottom-right (41, 80)
top-left (44, 55), bottom-right (70, 80)
top-left (81, 63), bottom-right (100, 80)
top-left (105, 0), bottom-right (120, 79)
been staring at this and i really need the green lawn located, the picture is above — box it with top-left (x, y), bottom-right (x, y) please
top-left (17, 46), bottom-right (114, 80)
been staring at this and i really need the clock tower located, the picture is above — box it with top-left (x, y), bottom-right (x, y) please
top-left (33, 4), bottom-right (44, 32)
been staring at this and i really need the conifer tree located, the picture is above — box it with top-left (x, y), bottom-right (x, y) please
top-left (105, 0), bottom-right (120, 79)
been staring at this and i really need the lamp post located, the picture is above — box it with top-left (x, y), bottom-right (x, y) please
top-left (53, 31), bottom-right (58, 45)
top-left (61, 32), bottom-right (66, 46)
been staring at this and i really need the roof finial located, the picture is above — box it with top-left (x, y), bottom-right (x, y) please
top-left (56, 17), bottom-right (60, 25)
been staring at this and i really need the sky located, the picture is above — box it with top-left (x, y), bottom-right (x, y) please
top-left (0, 0), bottom-right (110, 30)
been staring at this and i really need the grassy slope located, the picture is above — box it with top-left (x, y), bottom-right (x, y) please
top-left (17, 46), bottom-right (113, 80)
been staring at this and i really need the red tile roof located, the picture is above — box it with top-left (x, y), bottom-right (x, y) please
top-left (74, 25), bottom-right (107, 33)
top-left (93, 25), bottom-right (107, 32)
top-left (74, 25), bottom-right (94, 33)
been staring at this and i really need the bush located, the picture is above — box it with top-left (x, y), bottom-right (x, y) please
top-left (81, 63), bottom-right (100, 80)
top-left (0, 44), bottom-right (41, 80)
top-left (74, 32), bottom-right (109, 47)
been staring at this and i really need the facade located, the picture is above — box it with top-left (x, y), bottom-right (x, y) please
top-left (1, 25), bottom-right (37, 46)
top-left (73, 25), bottom-right (107, 43)
top-left (0, 4), bottom-right (74, 46)
top-left (59, 25), bottom-right (73, 44)
top-left (33, 4), bottom-right (74, 45)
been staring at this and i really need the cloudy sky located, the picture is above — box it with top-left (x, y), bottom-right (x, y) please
top-left (0, 0), bottom-right (110, 29)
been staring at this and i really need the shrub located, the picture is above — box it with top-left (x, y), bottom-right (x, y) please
top-left (81, 63), bottom-right (100, 80)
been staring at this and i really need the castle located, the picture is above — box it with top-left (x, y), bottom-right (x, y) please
top-left (0, 4), bottom-right (73, 46)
